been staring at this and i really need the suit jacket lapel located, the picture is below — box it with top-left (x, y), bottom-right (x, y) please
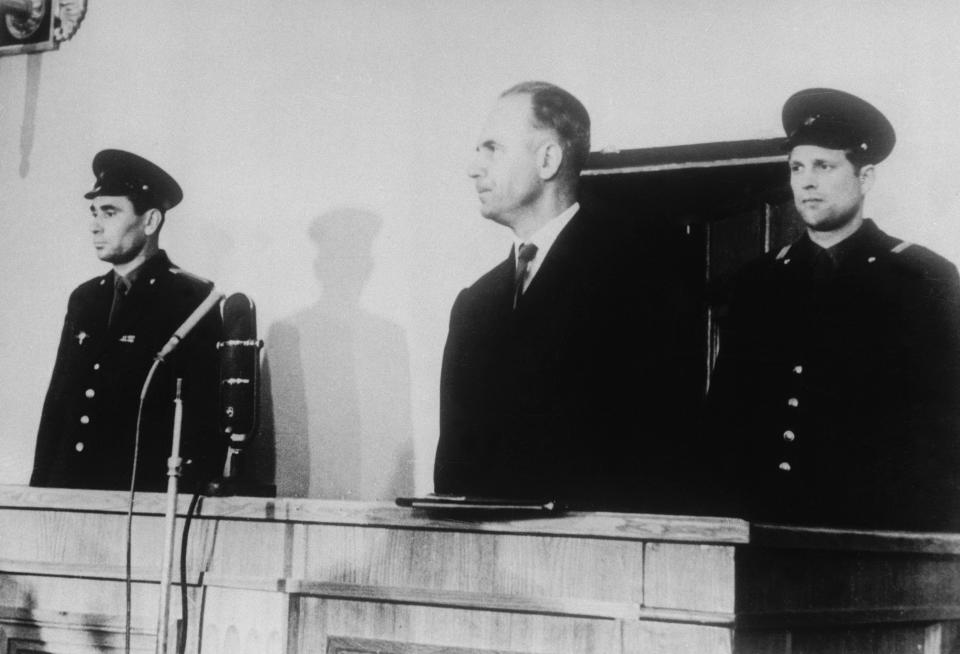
top-left (494, 247), bottom-right (517, 312)
top-left (517, 208), bottom-right (593, 312)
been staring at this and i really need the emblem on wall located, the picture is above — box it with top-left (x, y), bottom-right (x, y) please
top-left (0, 0), bottom-right (86, 56)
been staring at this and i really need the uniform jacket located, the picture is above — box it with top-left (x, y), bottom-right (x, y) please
top-left (710, 220), bottom-right (960, 530)
top-left (434, 206), bottom-right (701, 511)
top-left (31, 251), bottom-right (223, 491)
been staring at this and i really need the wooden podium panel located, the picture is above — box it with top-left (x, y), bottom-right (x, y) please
top-left (735, 525), bottom-right (960, 654)
top-left (0, 486), bottom-right (958, 653)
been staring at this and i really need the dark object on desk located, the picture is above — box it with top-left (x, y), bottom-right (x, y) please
top-left (396, 495), bottom-right (564, 516)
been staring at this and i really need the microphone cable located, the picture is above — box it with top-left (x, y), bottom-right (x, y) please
top-left (177, 489), bottom-right (203, 654)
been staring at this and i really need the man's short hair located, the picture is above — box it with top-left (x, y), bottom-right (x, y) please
top-left (128, 194), bottom-right (166, 222)
top-left (500, 81), bottom-right (591, 182)
top-left (841, 148), bottom-right (871, 174)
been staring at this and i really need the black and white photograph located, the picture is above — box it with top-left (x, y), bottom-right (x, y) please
top-left (1, 1), bottom-right (959, 652)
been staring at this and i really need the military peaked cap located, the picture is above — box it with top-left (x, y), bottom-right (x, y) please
top-left (782, 88), bottom-right (896, 164)
top-left (84, 149), bottom-right (183, 211)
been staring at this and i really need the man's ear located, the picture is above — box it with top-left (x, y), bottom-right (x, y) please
top-left (143, 208), bottom-right (164, 236)
top-left (858, 164), bottom-right (876, 195)
top-left (537, 141), bottom-right (564, 181)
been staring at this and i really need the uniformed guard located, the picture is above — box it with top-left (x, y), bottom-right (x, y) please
top-left (709, 89), bottom-right (960, 530)
top-left (31, 149), bottom-right (223, 491)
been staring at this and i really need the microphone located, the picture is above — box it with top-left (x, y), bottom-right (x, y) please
top-left (217, 292), bottom-right (262, 481)
top-left (156, 288), bottom-right (225, 361)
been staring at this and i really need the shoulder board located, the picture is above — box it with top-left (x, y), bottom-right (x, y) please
top-left (68, 274), bottom-right (111, 306)
top-left (168, 266), bottom-right (213, 286)
top-left (881, 240), bottom-right (960, 283)
top-left (775, 244), bottom-right (792, 260)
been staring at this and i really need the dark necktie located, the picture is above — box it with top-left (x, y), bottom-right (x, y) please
top-left (513, 242), bottom-right (538, 309)
top-left (108, 275), bottom-right (128, 328)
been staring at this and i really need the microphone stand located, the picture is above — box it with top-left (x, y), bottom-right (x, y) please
top-left (155, 378), bottom-right (184, 654)
top-left (119, 288), bottom-right (222, 654)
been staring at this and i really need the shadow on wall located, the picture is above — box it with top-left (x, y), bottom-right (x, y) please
top-left (257, 208), bottom-right (415, 499)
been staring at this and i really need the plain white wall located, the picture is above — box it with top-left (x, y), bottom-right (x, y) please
top-left (1, 0), bottom-right (959, 495)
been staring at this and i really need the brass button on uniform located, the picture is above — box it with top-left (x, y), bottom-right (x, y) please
top-left (93, 363), bottom-right (100, 370)
top-left (778, 461), bottom-right (792, 472)
top-left (793, 365), bottom-right (803, 375)
top-left (787, 397), bottom-right (799, 408)
top-left (85, 389), bottom-right (95, 398)
top-left (79, 415), bottom-right (90, 425)
top-left (783, 429), bottom-right (796, 442)
top-left (75, 442), bottom-right (84, 452)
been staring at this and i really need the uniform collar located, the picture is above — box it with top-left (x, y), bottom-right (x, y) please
top-left (797, 219), bottom-right (884, 267)
top-left (110, 250), bottom-right (171, 290)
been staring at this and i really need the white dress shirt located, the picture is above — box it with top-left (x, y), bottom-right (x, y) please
top-left (512, 202), bottom-right (580, 293)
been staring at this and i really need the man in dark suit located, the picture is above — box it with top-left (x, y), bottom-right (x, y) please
top-left (31, 149), bottom-right (223, 492)
top-left (434, 82), bottom-right (696, 510)
top-left (710, 89), bottom-right (960, 530)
